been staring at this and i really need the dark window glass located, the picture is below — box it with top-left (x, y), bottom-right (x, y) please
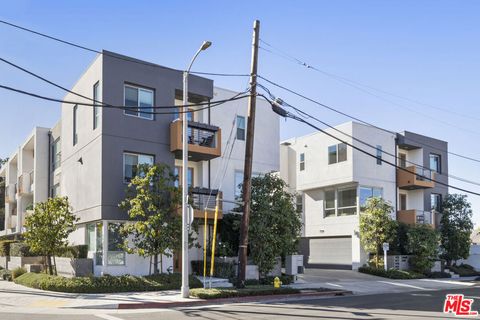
top-left (328, 145), bottom-right (337, 164)
top-left (338, 143), bottom-right (347, 162)
top-left (236, 116), bottom-right (246, 141)
top-left (73, 105), bottom-right (78, 145)
top-left (429, 154), bottom-right (441, 173)
top-left (376, 145), bottom-right (382, 165)
top-left (299, 153), bottom-right (305, 171)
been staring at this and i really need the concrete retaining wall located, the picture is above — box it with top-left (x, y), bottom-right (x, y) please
top-left (55, 257), bottom-right (93, 277)
top-left (8, 256), bottom-right (44, 269)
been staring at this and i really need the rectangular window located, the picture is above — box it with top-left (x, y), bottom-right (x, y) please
top-left (296, 195), bottom-right (303, 213)
top-left (234, 171), bottom-right (244, 200)
top-left (400, 194), bottom-right (407, 211)
top-left (328, 143), bottom-right (347, 164)
top-left (376, 145), bottom-right (382, 165)
top-left (93, 82), bottom-right (100, 129)
top-left (107, 222), bottom-right (125, 266)
top-left (431, 193), bottom-right (442, 212)
top-left (51, 184), bottom-right (60, 198)
top-left (359, 186), bottom-right (383, 207)
top-left (123, 153), bottom-right (154, 183)
top-left (95, 222), bottom-right (103, 266)
top-left (52, 138), bottom-right (61, 170)
top-left (124, 85), bottom-right (154, 120)
top-left (324, 190), bottom-right (336, 217)
top-left (86, 223), bottom-right (96, 252)
top-left (299, 153), bottom-right (305, 171)
top-left (429, 153), bottom-right (441, 173)
top-left (174, 166), bottom-right (194, 188)
top-left (337, 187), bottom-right (357, 216)
top-left (73, 105), bottom-right (78, 145)
top-left (236, 116), bottom-right (246, 141)
top-left (399, 153), bottom-right (407, 168)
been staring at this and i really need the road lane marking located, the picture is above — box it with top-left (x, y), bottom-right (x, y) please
top-left (95, 314), bottom-right (124, 320)
top-left (325, 282), bottom-right (343, 288)
top-left (378, 281), bottom-right (427, 290)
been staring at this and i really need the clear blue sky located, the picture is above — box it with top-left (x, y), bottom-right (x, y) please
top-left (1, 1), bottom-right (479, 223)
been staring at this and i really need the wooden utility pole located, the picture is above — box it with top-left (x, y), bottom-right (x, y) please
top-left (237, 19), bottom-right (260, 288)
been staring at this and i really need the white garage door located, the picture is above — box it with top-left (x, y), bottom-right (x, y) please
top-left (309, 237), bottom-right (352, 268)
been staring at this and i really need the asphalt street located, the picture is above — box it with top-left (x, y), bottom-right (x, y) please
top-left (3, 286), bottom-right (480, 320)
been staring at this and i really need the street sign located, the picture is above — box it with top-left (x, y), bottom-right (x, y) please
top-left (383, 242), bottom-right (389, 252)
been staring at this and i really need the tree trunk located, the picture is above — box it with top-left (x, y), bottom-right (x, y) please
top-left (53, 255), bottom-right (57, 276)
top-left (46, 254), bottom-right (53, 275)
top-left (376, 248), bottom-right (380, 268)
top-left (153, 254), bottom-right (159, 274)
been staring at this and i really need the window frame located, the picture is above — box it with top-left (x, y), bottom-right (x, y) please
top-left (376, 145), bottom-right (382, 165)
top-left (236, 115), bottom-right (246, 141)
top-left (299, 153), bottom-right (305, 171)
top-left (431, 193), bottom-right (442, 212)
top-left (324, 186), bottom-right (358, 217)
top-left (359, 186), bottom-right (383, 208)
top-left (123, 84), bottom-right (155, 120)
top-left (93, 81), bottom-right (100, 130)
top-left (328, 143), bottom-right (347, 165)
top-left (52, 138), bottom-right (61, 171)
top-left (73, 105), bottom-right (78, 146)
top-left (107, 222), bottom-right (126, 266)
top-left (123, 152), bottom-right (155, 183)
top-left (429, 153), bottom-right (441, 174)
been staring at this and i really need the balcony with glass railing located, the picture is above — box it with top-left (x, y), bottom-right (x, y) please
top-left (397, 166), bottom-right (435, 190)
top-left (170, 120), bottom-right (222, 161)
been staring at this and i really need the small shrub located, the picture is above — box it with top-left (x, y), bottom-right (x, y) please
top-left (57, 245), bottom-right (88, 259)
top-left (11, 267), bottom-right (27, 279)
top-left (191, 260), bottom-right (235, 279)
top-left (0, 240), bottom-right (18, 256)
top-left (0, 269), bottom-right (12, 281)
top-left (358, 266), bottom-right (423, 279)
top-left (449, 264), bottom-right (480, 277)
top-left (10, 243), bottom-right (35, 257)
top-left (189, 286), bottom-right (300, 299)
top-left (425, 271), bottom-right (452, 279)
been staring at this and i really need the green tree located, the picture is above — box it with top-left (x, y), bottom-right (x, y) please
top-left (440, 194), bottom-right (474, 266)
top-left (119, 163), bottom-right (191, 274)
top-left (359, 197), bottom-right (396, 268)
top-left (407, 224), bottom-right (439, 273)
top-left (24, 197), bottom-right (78, 275)
top-left (240, 173), bottom-right (302, 276)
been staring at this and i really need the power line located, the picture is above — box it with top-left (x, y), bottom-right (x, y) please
top-left (268, 100), bottom-right (480, 197)
top-left (258, 87), bottom-right (480, 188)
top-left (258, 75), bottom-right (480, 164)
top-left (0, 19), bottom-right (248, 78)
top-left (260, 39), bottom-right (480, 123)
top-left (0, 84), bottom-right (251, 115)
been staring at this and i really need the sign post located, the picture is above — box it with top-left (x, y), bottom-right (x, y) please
top-left (382, 242), bottom-right (389, 271)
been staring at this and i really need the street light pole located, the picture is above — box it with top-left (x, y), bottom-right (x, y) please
top-left (181, 40), bottom-right (212, 299)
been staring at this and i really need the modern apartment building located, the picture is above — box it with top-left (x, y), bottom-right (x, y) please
top-left (0, 51), bottom-right (279, 276)
top-left (280, 121), bottom-right (448, 270)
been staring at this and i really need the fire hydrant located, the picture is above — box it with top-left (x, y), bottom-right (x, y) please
top-left (273, 277), bottom-right (282, 288)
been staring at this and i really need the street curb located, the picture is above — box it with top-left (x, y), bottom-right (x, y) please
top-left (117, 290), bottom-right (352, 309)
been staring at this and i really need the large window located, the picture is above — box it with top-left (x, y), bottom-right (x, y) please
top-left (429, 153), bottom-right (441, 173)
top-left (324, 190), bottom-right (336, 217)
top-left (324, 186), bottom-right (357, 217)
top-left (431, 193), bottom-right (442, 212)
top-left (174, 166), bottom-right (194, 188)
top-left (234, 171), bottom-right (244, 200)
top-left (107, 222), bottom-right (125, 266)
top-left (93, 82), bottom-right (100, 129)
top-left (123, 153), bottom-right (154, 183)
top-left (236, 116), bottom-right (246, 141)
top-left (399, 153), bottom-right (407, 168)
top-left (296, 195), bottom-right (303, 213)
top-left (52, 138), bottom-right (61, 170)
top-left (86, 222), bottom-right (103, 266)
top-left (73, 105), bottom-right (78, 146)
top-left (376, 145), bottom-right (382, 165)
top-left (359, 186), bottom-right (383, 207)
top-left (328, 143), bottom-right (347, 164)
top-left (124, 85), bottom-right (154, 120)
top-left (299, 153), bottom-right (305, 171)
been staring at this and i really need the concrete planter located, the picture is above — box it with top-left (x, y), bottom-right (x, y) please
top-left (246, 265), bottom-right (259, 280)
top-left (386, 255), bottom-right (411, 271)
top-left (55, 257), bottom-right (93, 277)
top-left (8, 256), bottom-right (44, 270)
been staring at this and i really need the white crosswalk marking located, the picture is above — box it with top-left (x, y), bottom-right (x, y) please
top-left (378, 281), bottom-right (427, 290)
top-left (95, 314), bottom-right (124, 320)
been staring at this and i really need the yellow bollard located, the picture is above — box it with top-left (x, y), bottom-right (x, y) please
top-left (209, 194), bottom-right (220, 278)
top-left (203, 209), bottom-right (207, 284)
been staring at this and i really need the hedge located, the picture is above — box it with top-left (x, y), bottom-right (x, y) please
top-left (9, 242), bottom-right (35, 257)
top-left (449, 264), bottom-right (480, 277)
top-left (14, 272), bottom-right (203, 293)
top-left (229, 274), bottom-right (295, 286)
top-left (358, 266), bottom-right (424, 279)
top-left (189, 286), bottom-right (301, 299)
top-left (191, 260), bottom-right (236, 279)
top-left (0, 240), bottom-right (18, 256)
top-left (57, 245), bottom-right (89, 259)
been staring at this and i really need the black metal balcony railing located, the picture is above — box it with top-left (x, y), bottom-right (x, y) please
top-left (187, 122), bottom-right (218, 148)
top-left (190, 187), bottom-right (219, 210)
